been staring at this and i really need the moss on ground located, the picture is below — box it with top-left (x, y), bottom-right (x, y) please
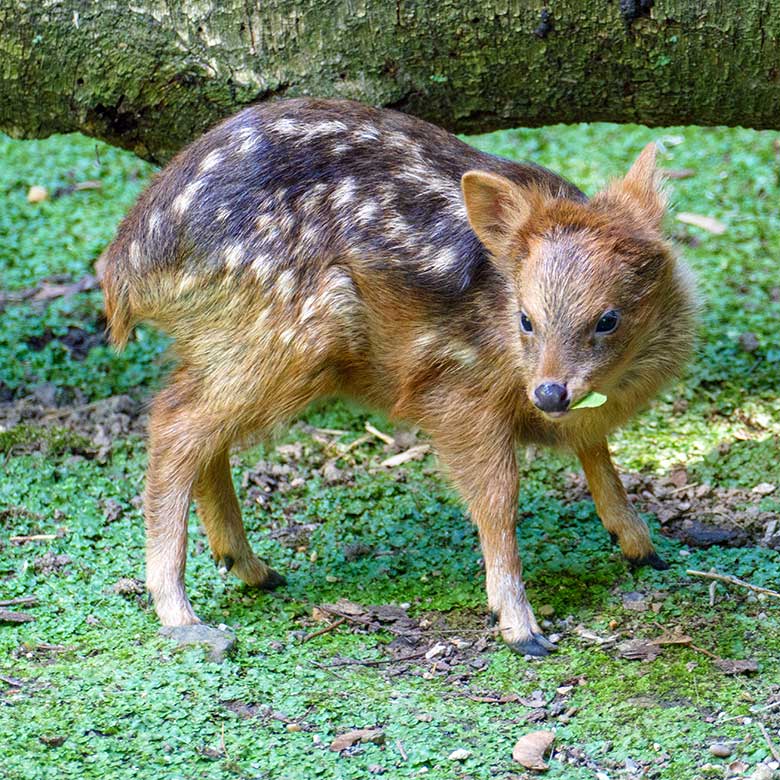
top-left (1, 123), bottom-right (778, 779)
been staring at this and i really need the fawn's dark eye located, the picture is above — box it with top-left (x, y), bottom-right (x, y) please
top-left (596, 310), bottom-right (620, 334)
top-left (519, 312), bottom-right (534, 334)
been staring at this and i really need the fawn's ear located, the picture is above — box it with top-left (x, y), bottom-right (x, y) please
top-left (461, 171), bottom-right (532, 257)
top-left (595, 143), bottom-right (666, 231)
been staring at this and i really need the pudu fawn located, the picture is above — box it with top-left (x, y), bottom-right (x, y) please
top-left (102, 98), bottom-right (697, 656)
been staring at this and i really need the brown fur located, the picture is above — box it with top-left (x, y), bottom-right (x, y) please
top-left (101, 99), bottom-right (697, 655)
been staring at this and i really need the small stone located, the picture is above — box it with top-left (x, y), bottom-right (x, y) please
top-left (709, 742), bottom-right (732, 758)
top-left (27, 185), bottom-right (49, 203)
top-left (448, 748), bottom-right (471, 761)
top-left (159, 624), bottom-right (237, 663)
top-left (749, 766), bottom-right (776, 780)
top-left (622, 591), bottom-right (648, 611)
top-left (286, 723), bottom-right (302, 732)
top-left (753, 483), bottom-right (776, 496)
top-left (698, 762), bottom-right (725, 775)
top-left (425, 643), bottom-right (446, 660)
top-left (738, 332), bottom-right (759, 352)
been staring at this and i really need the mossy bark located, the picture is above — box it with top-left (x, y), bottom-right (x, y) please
top-left (1, 1), bottom-right (779, 162)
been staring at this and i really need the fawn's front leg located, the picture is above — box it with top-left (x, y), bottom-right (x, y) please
top-left (434, 429), bottom-right (555, 657)
top-left (576, 439), bottom-right (668, 570)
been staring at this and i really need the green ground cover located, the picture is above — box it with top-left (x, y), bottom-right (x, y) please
top-left (0, 121), bottom-right (778, 780)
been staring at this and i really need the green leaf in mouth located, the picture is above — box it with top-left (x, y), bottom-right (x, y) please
top-left (570, 391), bottom-right (608, 410)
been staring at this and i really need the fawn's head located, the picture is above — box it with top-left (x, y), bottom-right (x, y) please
top-left (462, 144), bottom-right (695, 421)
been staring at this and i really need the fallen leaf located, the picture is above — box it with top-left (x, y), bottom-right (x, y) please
top-left (676, 212), bottom-right (726, 235)
top-left (651, 633), bottom-right (693, 647)
top-left (378, 445), bottom-right (430, 468)
top-left (0, 609), bottom-right (36, 623)
top-left (662, 168), bottom-right (696, 179)
top-left (714, 658), bottom-right (758, 675)
top-left (425, 643), bottom-right (447, 660)
top-left (53, 180), bottom-right (102, 198)
top-left (330, 728), bottom-right (385, 752)
top-left (512, 730), bottom-right (555, 771)
top-left (31, 274), bottom-right (98, 302)
top-left (616, 639), bottom-right (663, 661)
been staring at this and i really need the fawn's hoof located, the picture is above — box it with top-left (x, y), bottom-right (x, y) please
top-left (507, 632), bottom-right (558, 657)
top-left (627, 551), bottom-right (670, 571)
top-left (160, 623), bottom-right (237, 663)
top-left (257, 566), bottom-right (287, 591)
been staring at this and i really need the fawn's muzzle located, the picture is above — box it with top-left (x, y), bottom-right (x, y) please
top-left (533, 382), bottom-right (569, 413)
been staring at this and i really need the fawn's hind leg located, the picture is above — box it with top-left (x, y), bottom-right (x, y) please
top-left (577, 440), bottom-right (668, 570)
top-left (193, 448), bottom-right (285, 589)
top-left (144, 377), bottom-right (217, 626)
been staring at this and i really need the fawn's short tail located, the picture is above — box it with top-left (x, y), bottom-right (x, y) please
top-left (100, 247), bottom-right (137, 351)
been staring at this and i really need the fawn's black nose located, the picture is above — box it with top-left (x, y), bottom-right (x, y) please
top-left (533, 382), bottom-right (569, 413)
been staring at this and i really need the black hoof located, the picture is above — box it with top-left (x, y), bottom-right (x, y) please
top-left (609, 532), bottom-right (619, 547)
top-left (627, 551), bottom-right (670, 571)
top-left (259, 567), bottom-right (287, 591)
top-left (216, 556), bottom-right (235, 574)
top-left (507, 632), bottom-right (557, 657)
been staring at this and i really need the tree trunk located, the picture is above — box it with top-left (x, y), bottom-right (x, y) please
top-left (1, 1), bottom-right (778, 163)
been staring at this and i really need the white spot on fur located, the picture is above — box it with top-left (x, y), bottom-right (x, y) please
top-left (128, 240), bottom-right (141, 267)
top-left (355, 200), bottom-right (380, 225)
top-left (269, 117), bottom-right (304, 137)
top-left (331, 177), bottom-right (357, 210)
top-left (299, 295), bottom-right (317, 322)
top-left (270, 118), bottom-right (348, 143)
top-left (147, 210), bottom-right (163, 237)
top-left (422, 246), bottom-right (459, 274)
top-left (233, 126), bottom-right (260, 155)
top-left (299, 223), bottom-right (322, 254)
top-left (222, 242), bottom-right (244, 270)
top-left (275, 269), bottom-right (296, 302)
top-left (354, 125), bottom-right (380, 143)
top-left (444, 341), bottom-right (479, 367)
top-left (172, 180), bottom-right (204, 215)
top-left (251, 252), bottom-right (275, 284)
top-left (199, 148), bottom-right (223, 173)
top-left (318, 269), bottom-right (360, 318)
top-left (216, 206), bottom-right (231, 223)
top-left (412, 331), bottom-right (438, 354)
top-left (307, 120), bottom-right (348, 137)
top-left (332, 142), bottom-right (352, 155)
